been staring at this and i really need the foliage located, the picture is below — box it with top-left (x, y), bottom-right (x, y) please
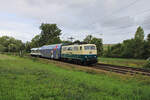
top-left (121, 39), bottom-right (135, 58)
top-left (39, 23), bottom-right (62, 46)
top-left (25, 23), bottom-right (62, 51)
top-left (83, 35), bottom-right (92, 43)
top-left (73, 40), bottom-right (81, 44)
top-left (0, 36), bottom-right (24, 52)
top-left (143, 34), bottom-right (150, 58)
top-left (1, 54), bottom-right (150, 100)
top-left (25, 41), bottom-right (31, 53)
top-left (30, 35), bottom-right (41, 47)
top-left (134, 26), bottom-right (144, 41)
top-left (134, 27), bottom-right (144, 58)
top-left (61, 40), bottom-right (72, 44)
top-left (143, 58), bottom-right (150, 69)
top-left (22, 23), bottom-right (62, 52)
top-left (83, 35), bottom-right (103, 56)
top-left (90, 37), bottom-right (103, 56)
top-left (0, 44), bottom-right (5, 52)
top-left (104, 26), bottom-right (150, 59)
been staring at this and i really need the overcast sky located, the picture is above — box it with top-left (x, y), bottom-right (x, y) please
top-left (0, 0), bottom-right (150, 44)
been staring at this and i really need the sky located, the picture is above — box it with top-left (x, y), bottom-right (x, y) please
top-left (0, 0), bottom-right (150, 44)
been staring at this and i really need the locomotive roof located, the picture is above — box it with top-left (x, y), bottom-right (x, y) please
top-left (62, 44), bottom-right (96, 47)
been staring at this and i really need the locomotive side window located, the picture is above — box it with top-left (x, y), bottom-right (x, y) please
top-left (68, 47), bottom-right (73, 51)
top-left (74, 46), bottom-right (78, 51)
top-left (84, 46), bottom-right (96, 50)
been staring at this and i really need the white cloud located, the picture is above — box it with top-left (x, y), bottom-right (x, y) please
top-left (0, 0), bottom-right (150, 43)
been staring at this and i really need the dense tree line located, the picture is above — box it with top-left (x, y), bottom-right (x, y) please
top-left (104, 26), bottom-right (150, 59)
top-left (0, 23), bottom-right (103, 56)
top-left (0, 36), bottom-right (24, 52)
top-left (1, 23), bottom-right (148, 59)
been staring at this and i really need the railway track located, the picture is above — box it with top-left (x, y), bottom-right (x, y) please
top-left (93, 63), bottom-right (150, 76)
top-left (30, 56), bottom-right (150, 76)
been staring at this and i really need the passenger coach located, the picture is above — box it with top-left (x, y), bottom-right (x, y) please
top-left (40, 44), bottom-right (62, 59)
top-left (30, 48), bottom-right (41, 57)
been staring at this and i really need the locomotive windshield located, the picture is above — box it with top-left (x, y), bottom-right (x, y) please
top-left (84, 46), bottom-right (96, 50)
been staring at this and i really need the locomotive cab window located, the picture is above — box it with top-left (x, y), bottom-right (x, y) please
top-left (63, 47), bottom-right (67, 51)
top-left (68, 47), bottom-right (73, 51)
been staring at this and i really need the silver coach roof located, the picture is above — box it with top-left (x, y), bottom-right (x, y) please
top-left (40, 44), bottom-right (62, 50)
top-left (31, 48), bottom-right (41, 50)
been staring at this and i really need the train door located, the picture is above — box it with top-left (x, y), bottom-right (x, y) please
top-left (56, 49), bottom-right (58, 59)
top-left (50, 50), bottom-right (53, 59)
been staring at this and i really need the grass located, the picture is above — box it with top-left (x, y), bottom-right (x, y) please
top-left (0, 54), bottom-right (150, 100)
top-left (99, 57), bottom-right (146, 68)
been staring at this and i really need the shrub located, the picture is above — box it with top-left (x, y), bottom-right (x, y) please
top-left (143, 58), bottom-right (150, 69)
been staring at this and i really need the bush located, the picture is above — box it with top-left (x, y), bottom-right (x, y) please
top-left (143, 58), bottom-right (150, 69)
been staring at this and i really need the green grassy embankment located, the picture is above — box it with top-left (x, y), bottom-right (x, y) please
top-left (98, 57), bottom-right (146, 68)
top-left (0, 54), bottom-right (150, 100)
top-left (102, 44), bottom-right (146, 68)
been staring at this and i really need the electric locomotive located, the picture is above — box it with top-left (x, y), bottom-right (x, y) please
top-left (61, 44), bottom-right (97, 65)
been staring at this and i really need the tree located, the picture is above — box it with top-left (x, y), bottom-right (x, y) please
top-left (90, 37), bottom-right (103, 56)
top-left (25, 41), bottom-right (31, 53)
top-left (61, 40), bottom-right (72, 44)
top-left (143, 33), bottom-right (150, 58)
top-left (0, 44), bottom-right (5, 52)
top-left (73, 40), bottom-right (81, 44)
top-left (39, 23), bottom-right (62, 45)
top-left (110, 43), bottom-right (122, 58)
top-left (121, 39), bottom-right (135, 58)
top-left (30, 35), bottom-right (41, 48)
top-left (104, 26), bottom-right (146, 59)
top-left (134, 26), bottom-right (144, 41)
top-left (104, 45), bottom-right (112, 57)
top-left (147, 34), bottom-right (150, 42)
top-left (134, 26), bottom-right (145, 58)
top-left (83, 35), bottom-right (92, 43)
top-left (83, 35), bottom-right (103, 56)
top-left (0, 36), bottom-right (24, 52)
